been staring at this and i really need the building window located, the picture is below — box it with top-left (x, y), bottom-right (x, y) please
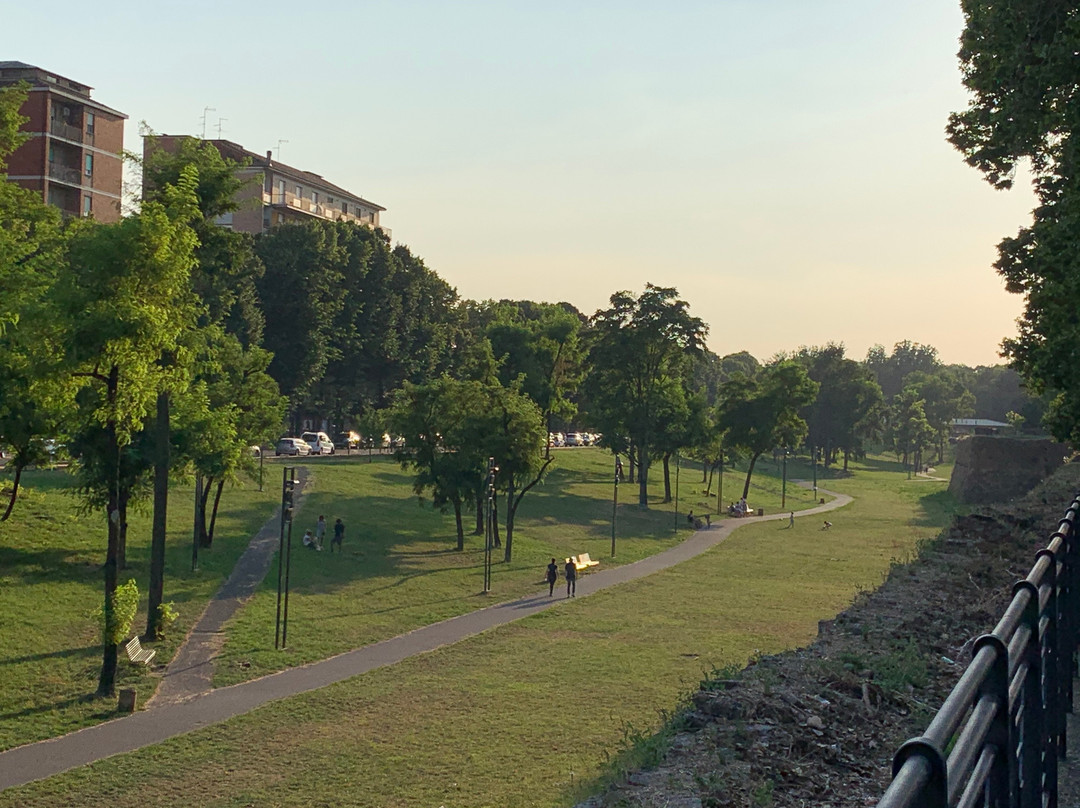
top-left (341, 201), bottom-right (348, 215)
top-left (277, 179), bottom-right (285, 203)
top-left (86, 112), bottom-right (95, 134)
top-left (82, 195), bottom-right (92, 217)
top-left (312, 191), bottom-right (319, 208)
top-left (84, 154), bottom-right (93, 177)
top-left (295, 185), bottom-right (302, 199)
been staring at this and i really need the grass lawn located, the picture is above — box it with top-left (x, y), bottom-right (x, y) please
top-left (0, 454), bottom-right (958, 807)
top-left (213, 448), bottom-right (824, 686)
top-left (0, 468), bottom-right (278, 751)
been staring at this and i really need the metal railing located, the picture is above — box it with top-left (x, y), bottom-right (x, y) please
top-left (877, 494), bottom-right (1080, 808)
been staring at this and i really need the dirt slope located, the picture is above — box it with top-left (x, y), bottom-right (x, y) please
top-left (577, 462), bottom-right (1080, 808)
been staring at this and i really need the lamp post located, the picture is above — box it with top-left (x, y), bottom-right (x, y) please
top-left (718, 443), bottom-right (724, 516)
top-left (781, 448), bottom-right (789, 509)
top-left (611, 453), bottom-right (619, 557)
top-left (275, 467), bottom-right (297, 649)
top-left (192, 474), bottom-right (202, 572)
top-left (674, 453), bottom-right (680, 533)
top-left (483, 458), bottom-right (497, 594)
top-left (812, 447), bottom-right (818, 500)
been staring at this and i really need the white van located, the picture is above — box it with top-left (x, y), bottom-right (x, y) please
top-left (301, 431), bottom-right (335, 455)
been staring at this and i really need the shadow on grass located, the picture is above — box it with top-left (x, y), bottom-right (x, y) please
top-left (0, 693), bottom-right (102, 722)
top-left (0, 644), bottom-right (98, 668)
top-left (914, 489), bottom-right (965, 527)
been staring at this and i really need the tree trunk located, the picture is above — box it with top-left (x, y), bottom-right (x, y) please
top-left (843, 448), bottom-right (850, 472)
top-left (97, 366), bottom-right (121, 698)
top-left (453, 497), bottom-right (464, 550)
top-left (662, 452), bottom-right (672, 503)
top-left (628, 445), bottom-right (636, 484)
top-left (198, 477), bottom-right (214, 547)
top-left (492, 496), bottom-right (501, 547)
top-left (206, 478), bottom-right (224, 547)
top-left (118, 484), bottom-right (129, 572)
top-left (1, 460), bottom-right (24, 521)
top-left (503, 481), bottom-right (515, 562)
top-left (741, 453), bottom-right (761, 500)
top-left (146, 392), bottom-right (169, 640)
top-left (473, 490), bottom-right (484, 535)
top-left (637, 439), bottom-right (650, 509)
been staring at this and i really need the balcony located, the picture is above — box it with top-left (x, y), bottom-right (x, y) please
top-left (48, 163), bottom-right (82, 186)
top-left (268, 190), bottom-right (388, 236)
top-left (49, 119), bottom-right (83, 144)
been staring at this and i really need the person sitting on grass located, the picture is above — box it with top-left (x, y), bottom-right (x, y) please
top-left (302, 529), bottom-right (321, 550)
top-left (822, 520), bottom-right (832, 530)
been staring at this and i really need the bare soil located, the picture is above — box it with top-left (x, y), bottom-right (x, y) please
top-left (576, 462), bottom-right (1080, 808)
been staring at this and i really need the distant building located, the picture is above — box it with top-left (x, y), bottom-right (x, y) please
top-left (952, 418), bottom-right (1012, 436)
top-left (143, 136), bottom-right (388, 238)
top-left (0, 61), bottom-right (126, 222)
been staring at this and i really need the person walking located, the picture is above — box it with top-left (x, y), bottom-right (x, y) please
top-left (331, 518), bottom-right (345, 552)
top-left (545, 557), bottom-right (559, 596)
top-left (315, 515), bottom-right (327, 550)
top-left (788, 511), bottom-right (795, 529)
top-left (564, 557), bottom-right (577, 598)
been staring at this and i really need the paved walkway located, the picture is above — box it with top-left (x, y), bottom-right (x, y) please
top-left (0, 484), bottom-right (851, 791)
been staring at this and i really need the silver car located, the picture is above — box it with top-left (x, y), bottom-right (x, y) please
top-left (276, 437), bottom-right (312, 456)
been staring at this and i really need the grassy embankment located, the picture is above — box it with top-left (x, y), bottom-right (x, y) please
top-left (0, 453), bottom-right (958, 807)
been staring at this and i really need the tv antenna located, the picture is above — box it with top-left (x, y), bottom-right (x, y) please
top-left (200, 106), bottom-right (216, 139)
top-left (215, 118), bottom-right (227, 138)
top-left (275, 139), bottom-right (289, 160)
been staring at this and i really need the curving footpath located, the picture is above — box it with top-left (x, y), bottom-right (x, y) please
top-left (0, 483), bottom-right (851, 791)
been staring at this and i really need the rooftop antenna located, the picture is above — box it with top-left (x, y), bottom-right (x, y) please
top-left (215, 117), bottom-right (227, 138)
top-left (200, 106), bottom-right (216, 139)
top-left (275, 139), bottom-right (289, 160)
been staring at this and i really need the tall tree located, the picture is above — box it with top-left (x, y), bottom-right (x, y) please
top-left (716, 361), bottom-right (818, 500)
top-left (864, 341), bottom-right (940, 401)
top-left (947, 1), bottom-right (1080, 442)
top-left (55, 168), bottom-right (199, 696)
top-left (904, 369), bottom-right (974, 462)
top-left (584, 285), bottom-right (706, 509)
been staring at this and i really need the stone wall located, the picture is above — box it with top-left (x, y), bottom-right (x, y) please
top-left (948, 436), bottom-right (1071, 504)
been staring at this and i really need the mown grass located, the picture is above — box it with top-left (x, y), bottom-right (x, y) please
top-left (0, 454), bottom-right (956, 807)
top-left (214, 449), bottom-right (823, 686)
top-left (0, 467), bottom-right (278, 750)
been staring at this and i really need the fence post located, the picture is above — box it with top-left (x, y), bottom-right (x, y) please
top-left (974, 633), bottom-right (1012, 807)
top-left (1015, 580), bottom-right (1042, 808)
top-left (891, 739), bottom-right (947, 808)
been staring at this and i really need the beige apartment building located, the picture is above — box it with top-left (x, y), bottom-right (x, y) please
top-left (0, 61), bottom-right (126, 222)
top-left (144, 136), bottom-right (388, 238)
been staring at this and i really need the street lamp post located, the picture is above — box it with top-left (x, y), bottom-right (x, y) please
top-left (674, 453), bottom-right (680, 533)
top-left (812, 447), bottom-right (818, 500)
top-left (483, 458), bottom-right (497, 594)
top-left (611, 453), bottom-right (619, 557)
top-left (781, 448), bottom-right (789, 509)
top-left (275, 467), bottom-right (297, 649)
top-left (718, 443), bottom-right (724, 516)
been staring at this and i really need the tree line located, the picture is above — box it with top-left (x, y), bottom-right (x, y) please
top-left (0, 86), bottom-right (1048, 698)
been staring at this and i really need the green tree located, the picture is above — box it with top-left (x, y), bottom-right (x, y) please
top-left (864, 341), bottom-right (940, 401)
top-left (890, 390), bottom-right (936, 473)
top-left (390, 378), bottom-right (491, 549)
top-left (903, 369), bottom-right (974, 462)
top-left (716, 361), bottom-right (818, 500)
top-left (584, 285), bottom-right (706, 509)
top-left (55, 169), bottom-right (199, 696)
top-left (946, 1), bottom-right (1080, 442)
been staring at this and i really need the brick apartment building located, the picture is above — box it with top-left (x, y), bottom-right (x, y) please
top-left (144, 136), bottom-right (388, 238)
top-left (0, 61), bottom-right (126, 222)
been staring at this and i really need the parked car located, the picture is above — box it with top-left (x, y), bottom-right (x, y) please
top-left (301, 431), bottom-right (335, 455)
top-left (564, 432), bottom-right (584, 447)
top-left (334, 431), bottom-right (360, 451)
top-left (276, 437), bottom-right (312, 456)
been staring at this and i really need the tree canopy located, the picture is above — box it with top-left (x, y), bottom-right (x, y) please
top-left (948, 1), bottom-right (1080, 443)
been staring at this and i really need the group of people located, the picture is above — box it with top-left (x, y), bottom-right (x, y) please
top-left (545, 557), bottom-right (578, 598)
top-left (727, 497), bottom-right (751, 517)
top-left (302, 514), bottom-right (346, 552)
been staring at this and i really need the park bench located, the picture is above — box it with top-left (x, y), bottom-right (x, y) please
top-left (124, 636), bottom-right (155, 666)
top-left (573, 552), bottom-right (601, 572)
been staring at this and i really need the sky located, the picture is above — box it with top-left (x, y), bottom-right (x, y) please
top-left (8, 0), bottom-right (1037, 367)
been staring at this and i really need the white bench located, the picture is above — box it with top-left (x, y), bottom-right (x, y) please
top-left (124, 636), bottom-right (156, 666)
top-left (572, 552), bottom-right (601, 573)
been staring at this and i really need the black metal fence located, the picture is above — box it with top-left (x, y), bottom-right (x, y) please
top-left (876, 495), bottom-right (1080, 808)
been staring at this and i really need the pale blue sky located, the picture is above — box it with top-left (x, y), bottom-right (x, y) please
top-left (8, 1), bottom-right (1036, 366)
